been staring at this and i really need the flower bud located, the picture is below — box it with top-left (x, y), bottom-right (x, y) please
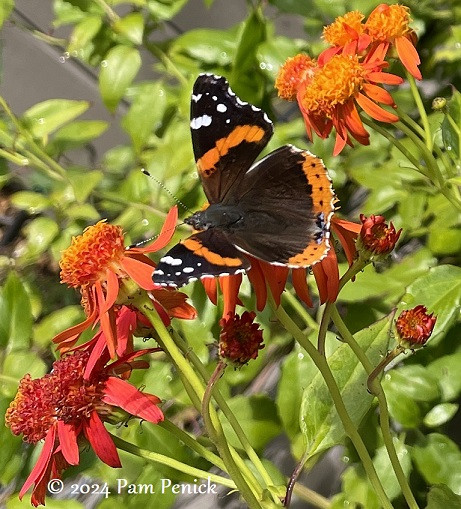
top-left (396, 305), bottom-right (437, 349)
top-left (357, 214), bottom-right (401, 261)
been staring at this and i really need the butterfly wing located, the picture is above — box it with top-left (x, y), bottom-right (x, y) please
top-left (228, 145), bottom-right (336, 266)
top-left (153, 229), bottom-right (250, 287)
top-left (190, 74), bottom-right (273, 204)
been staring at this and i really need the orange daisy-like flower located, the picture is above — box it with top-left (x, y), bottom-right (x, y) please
top-left (396, 305), bottom-right (436, 348)
top-left (55, 206), bottom-right (196, 357)
top-left (365, 3), bottom-right (422, 80)
top-left (219, 311), bottom-right (264, 365)
top-left (275, 54), bottom-right (317, 101)
top-left (5, 349), bottom-right (163, 506)
top-left (201, 215), bottom-right (361, 314)
top-left (296, 50), bottom-right (403, 155)
top-left (319, 10), bottom-right (371, 66)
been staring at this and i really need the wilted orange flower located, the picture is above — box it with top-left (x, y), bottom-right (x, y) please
top-left (396, 305), bottom-right (436, 348)
top-left (365, 3), bottom-right (421, 80)
top-left (219, 311), bottom-right (264, 365)
top-left (358, 214), bottom-right (401, 258)
top-left (5, 349), bottom-right (163, 506)
top-left (55, 206), bottom-right (196, 357)
top-left (297, 50), bottom-right (403, 155)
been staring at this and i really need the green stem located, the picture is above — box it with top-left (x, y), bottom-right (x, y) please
top-left (129, 289), bottom-right (263, 507)
top-left (159, 420), bottom-right (227, 472)
top-left (362, 117), bottom-right (428, 177)
top-left (171, 329), bottom-right (275, 492)
top-left (292, 484), bottom-right (330, 509)
top-left (283, 290), bottom-right (319, 331)
top-left (272, 298), bottom-right (393, 509)
top-left (93, 0), bottom-right (120, 23)
top-left (201, 361), bottom-right (264, 509)
top-left (367, 346), bottom-right (405, 394)
top-left (143, 41), bottom-right (188, 86)
top-left (111, 435), bottom-right (236, 489)
top-left (407, 72), bottom-right (432, 151)
top-left (331, 306), bottom-right (419, 509)
top-left (317, 258), bottom-right (367, 355)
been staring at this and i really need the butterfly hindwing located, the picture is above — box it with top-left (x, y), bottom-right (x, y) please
top-left (190, 74), bottom-right (273, 204)
top-left (153, 229), bottom-right (250, 287)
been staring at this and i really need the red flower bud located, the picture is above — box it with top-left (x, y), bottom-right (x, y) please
top-left (396, 305), bottom-right (437, 348)
top-left (358, 214), bottom-right (401, 258)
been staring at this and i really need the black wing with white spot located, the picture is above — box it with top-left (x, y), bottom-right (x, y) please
top-left (153, 229), bottom-right (250, 287)
top-left (190, 74), bottom-right (273, 204)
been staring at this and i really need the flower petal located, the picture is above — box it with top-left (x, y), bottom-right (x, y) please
top-left (121, 255), bottom-right (156, 291)
top-left (95, 282), bottom-right (117, 358)
top-left (103, 376), bottom-right (164, 423)
top-left (150, 289), bottom-right (197, 320)
top-left (362, 83), bottom-right (395, 105)
top-left (356, 92), bottom-right (398, 122)
top-left (366, 71), bottom-right (403, 85)
top-left (220, 274), bottom-right (243, 318)
top-left (260, 263), bottom-right (289, 307)
top-left (57, 421), bottom-right (79, 465)
top-left (331, 217), bottom-right (360, 266)
top-left (291, 268), bottom-right (313, 307)
top-left (246, 258), bottom-right (267, 311)
top-left (318, 45), bottom-right (341, 66)
top-left (395, 35), bottom-right (422, 80)
top-left (84, 331), bottom-right (108, 379)
top-left (83, 411), bottom-right (121, 468)
top-left (131, 206), bottom-right (178, 254)
top-left (19, 426), bottom-right (56, 500)
top-left (202, 277), bottom-right (218, 305)
top-left (52, 309), bottom-right (97, 349)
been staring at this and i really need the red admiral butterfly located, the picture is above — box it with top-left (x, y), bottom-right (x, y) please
top-left (153, 74), bottom-right (335, 287)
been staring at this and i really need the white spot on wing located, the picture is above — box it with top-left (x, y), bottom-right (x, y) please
top-left (251, 105), bottom-right (260, 111)
top-left (212, 95), bottom-right (217, 101)
top-left (154, 269), bottom-right (164, 276)
top-left (190, 115), bottom-right (212, 129)
top-left (263, 112), bottom-right (272, 124)
top-left (192, 93), bottom-right (202, 102)
top-left (160, 255), bottom-right (183, 266)
top-left (236, 97), bottom-right (248, 106)
top-left (183, 267), bottom-right (195, 273)
top-left (216, 103), bottom-right (227, 113)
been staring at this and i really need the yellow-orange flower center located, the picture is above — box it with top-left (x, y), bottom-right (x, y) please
top-left (323, 10), bottom-right (365, 46)
top-left (5, 351), bottom-right (109, 443)
top-left (300, 54), bottom-right (365, 117)
top-left (275, 54), bottom-right (317, 101)
top-left (60, 221), bottom-right (125, 288)
top-left (365, 4), bottom-right (411, 41)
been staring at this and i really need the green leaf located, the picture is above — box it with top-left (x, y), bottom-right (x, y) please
top-left (403, 265), bottom-right (461, 341)
top-left (3, 351), bottom-right (47, 395)
top-left (221, 395), bottom-right (282, 452)
top-left (427, 347), bottom-right (461, 401)
top-left (424, 403), bottom-right (459, 428)
top-left (10, 191), bottom-right (51, 213)
top-left (67, 168), bottom-right (103, 202)
top-left (335, 465), bottom-right (380, 509)
top-left (0, 0), bottom-right (13, 28)
top-left (19, 217), bottom-right (60, 262)
top-left (300, 313), bottom-right (392, 458)
top-left (33, 305), bottom-right (84, 347)
top-left (22, 99), bottom-right (89, 138)
top-left (147, 0), bottom-right (188, 20)
top-left (99, 45), bottom-right (141, 112)
top-left (48, 120), bottom-right (108, 154)
top-left (122, 82), bottom-right (167, 153)
top-left (428, 227), bottom-right (461, 255)
top-left (382, 365), bottom-right (440, 403)
top-left (231, 8), bottom-right (266, 82)
top-left (441, 88), bottom-right (461, 158)
top-left (67, 15), bottom-right (102, 53)
top-left (0, 272), bottom-right (32, 349)
top-left (383, 376), bottom-right (422, 428)
top-left (114, 12), bottom-right (144, 45)
top-left (412, 433), bottom-right (461, 495)
top-left (276, 346), bottom-right (319, 439)
top-left (257, 36), bottom-right (308, 78)
top-left (426, 485), bottom-right (461, 509)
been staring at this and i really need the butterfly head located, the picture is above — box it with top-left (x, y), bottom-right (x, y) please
top-left (184, 205), bottom-right (243, 231)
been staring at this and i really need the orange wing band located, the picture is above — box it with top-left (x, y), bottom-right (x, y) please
top-left (197, 125), bottom-right (265, 177)
top-left (182, 238), bottom-right (243, 267)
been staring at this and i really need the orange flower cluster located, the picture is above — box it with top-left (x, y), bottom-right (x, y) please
top-left (275, 4), bottom-right (421, 155)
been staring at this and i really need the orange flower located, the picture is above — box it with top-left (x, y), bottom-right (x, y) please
top-left (319, 11), bottom-right (371, 65)
top-left (396, 305), bottom-right (436, 348)
top-left (358, 214), bottom-right (402, 259)
top-left (219, 311), bottom-right (264, 365)
top-left (365, 3), bottom-right (421, 80)
top-left (275, 54), bottom-right (317, 101)
top-left (5, 349), bottom-right (163, 506)
top-left (297, 50), bottom-right (403, 155)
top-left (55, 207), bottom-right (196, 357)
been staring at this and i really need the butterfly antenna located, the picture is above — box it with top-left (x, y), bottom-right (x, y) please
top-left (128, 222), bottom-right (186, 249)
top-left (141, 169), bottom-right (193, 214)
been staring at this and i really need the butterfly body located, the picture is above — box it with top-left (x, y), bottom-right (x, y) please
top-left (153, 74), bottom-right (335, 288)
